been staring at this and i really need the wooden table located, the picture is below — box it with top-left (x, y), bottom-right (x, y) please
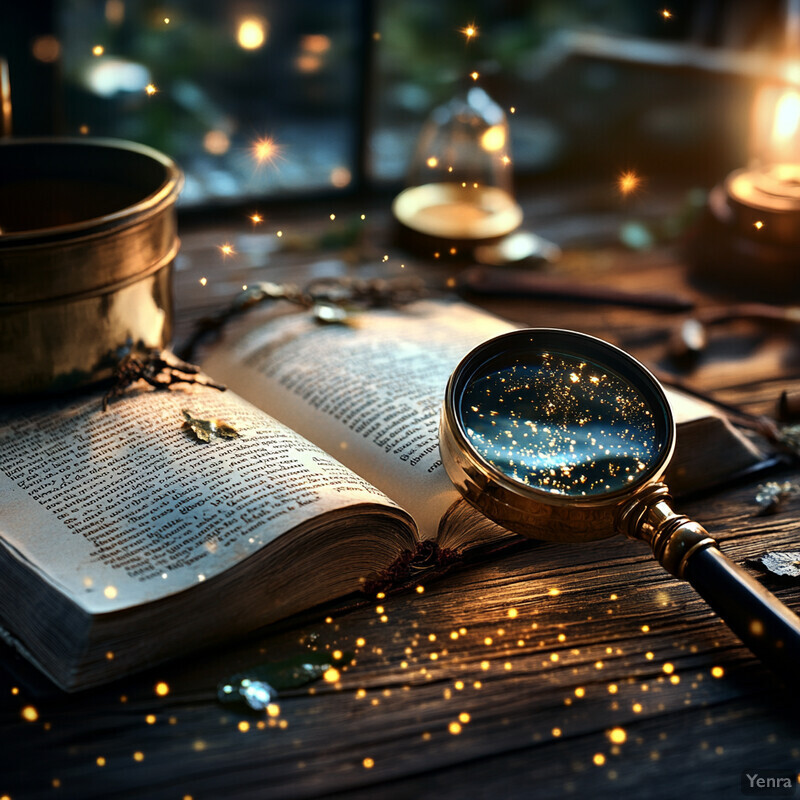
top-left (3, 182), bottom-right (800, 799)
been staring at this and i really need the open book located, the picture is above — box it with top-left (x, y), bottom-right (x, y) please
top-left (0, 300), bottom-right (765, 690)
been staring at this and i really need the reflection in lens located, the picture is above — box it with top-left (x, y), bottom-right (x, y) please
top-left (459, 350), bottom-right (662, 497)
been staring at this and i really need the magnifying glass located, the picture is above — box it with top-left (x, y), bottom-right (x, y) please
top-left (440, 328), bottom-right (800, 680)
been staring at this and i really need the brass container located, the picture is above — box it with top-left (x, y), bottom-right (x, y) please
top-left (0, 138), bottom-right (183, 396)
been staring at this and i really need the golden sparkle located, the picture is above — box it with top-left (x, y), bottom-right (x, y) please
top-left (460, 24), bottom-right (478, 41)
top-left (363, 757), bottom-right (375, 768)
top-left (323, 667), bottom-right (340, 683)
top-left (92, 44), bottom-right (104, 56)
top-left (252, 136), bottom-right (281, 165)
top-left (754, 220), bottom-right (764, 230)
top-left (237, 17), bottom-right (268, 50)
top-left (617, 170), bottom-right (641, 195)
top-left (219, 243), bottom-right (235, 257)
top-left (21, 705), bottom-right (38, 722)
top-left (155, 681), bottom-right (170, 696)
top-left (609, 727), bottom-right (627, 744)
top-left (144, 83), bottom-right (158, 96)
top-left (711, 666), bottom-right (724, 679)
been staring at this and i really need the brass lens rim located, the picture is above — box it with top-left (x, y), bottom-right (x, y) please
top-left (441, 328), bottom-right (676, 518)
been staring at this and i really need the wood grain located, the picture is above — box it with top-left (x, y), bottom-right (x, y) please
top-left (2, 183), bottom-right (800, 800)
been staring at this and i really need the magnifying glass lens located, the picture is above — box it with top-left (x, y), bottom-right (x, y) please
top-left (457, 344), bottom-right (669, 497)
top-left (443, 329), bottom-right (800, 683)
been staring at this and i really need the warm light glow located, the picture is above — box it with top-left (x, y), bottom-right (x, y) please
top-left (711, 666), bottom-right (724, 678)
top-left (330, 167), bottom-right (352, 188)
top-left (145, 83), bottom-right (158, 96)
top-left (754, 220), bottom-right (764, 230)
top-left (32, 35), bottom-right (61, 63)
top-left (609, 727), bottom-right (627, 744)
top-left (471, 71), bottom-right (479, 81)
top-left (155, 681), bottom-right (169, 696)
top-left (460, 24), bottom-right (478, 41)
top-left (593, 753), bottom-right (606, 766)
top-left (21, 705), bottom-right (38, 722)
top-left (323, 667), bottom-right (340, 683)
top-left (250, 213), bottom-right (263, 224)
top-left (219, 243), bottom-right (235, 257)
top-left (252, 136), bottom-right (281, 165)
top-left (301, 34), bottom-right (331, 54)
top-left (449, 721), bottom-right (462, 735)
top-left (203, 130), bottom-right (230, 155)
top-left (661, 9), bottom-right (672, 19)
top-left (481, 125), bottom-right (506, 152)
top-left (772, 90), bottom-right (800, 150)
top-left (426, 156), bottom-right (439, 168)
top-left (363, 757), bottom-right (375, 768)
top-left (92, 45), bottom-right (105, 56)
top-left (618, 170), bottom-right (641, 195)
top-left (237, 17), bottom-right (268, 50)
top-left (199, 277), bottom-right (207, 286)
top-left (104, 585), bottom-right (118, 599)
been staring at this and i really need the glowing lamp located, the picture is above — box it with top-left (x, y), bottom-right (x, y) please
top-left (696, 75), bottom-right (800, 298)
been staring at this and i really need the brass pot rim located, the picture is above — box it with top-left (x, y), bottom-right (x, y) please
top-left (0, 136), bottom-right (183, 246)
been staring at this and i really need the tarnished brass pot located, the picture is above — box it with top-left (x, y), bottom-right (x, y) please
top-left (0, 138), bottom-right (183, 396)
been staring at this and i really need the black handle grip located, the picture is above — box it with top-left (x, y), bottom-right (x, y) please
top-left (683, 545), bottom-right (800, 682)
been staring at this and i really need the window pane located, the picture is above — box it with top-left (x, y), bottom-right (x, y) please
top-left (60, 0), bottom-right (362, 206)
top-left (370, 0), bottom-right (773, 185)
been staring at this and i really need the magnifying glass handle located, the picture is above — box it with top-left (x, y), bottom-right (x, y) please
top-left (620, 484), bottom-right (800, 682)
top-left (682, 544), bottom-right (800, 682)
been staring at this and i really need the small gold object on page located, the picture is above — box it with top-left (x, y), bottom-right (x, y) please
top-left (182, 410), bottom-right (240, 443)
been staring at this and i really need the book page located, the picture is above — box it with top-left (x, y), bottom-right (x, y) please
top-left (202, 299), bottom-right (765, 540)
top-left (0, 385), bottom-right (404, 615)
top-left (202, 301), bottom-right (516, 539)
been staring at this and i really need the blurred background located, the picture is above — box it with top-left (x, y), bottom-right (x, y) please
top-left (0, 0), bottom-right (796, 209)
